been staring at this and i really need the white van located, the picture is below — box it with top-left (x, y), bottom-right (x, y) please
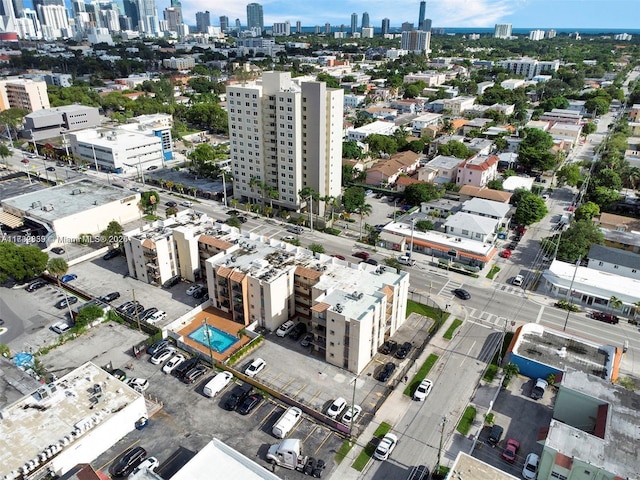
top-left (272, 406), bottom-right (303, 438)
top-left (512, 275), bottom-right (524, 287)
top-left (203, 371), bottom-right (234, 398)
top-left (398, 255), bottom-right (416, 266)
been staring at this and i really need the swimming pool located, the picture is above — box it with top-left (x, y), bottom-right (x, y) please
top-left (188, 325), bottom-right (239, 354)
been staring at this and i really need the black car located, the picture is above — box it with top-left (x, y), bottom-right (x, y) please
top-left (140, 307), bottom-right (159, 321)
top-left (27, 279), bottom-right (47, 292)
top-left (112, 446), bottom-right (147, 477)
top-left (408, 465), bottom-right (430, 480)
top-left (453, 288), bottom-right (471, 300)
top-left (237, 216), bottom-right (248, 223)
top-left (303, 457), bottom-right (316, 476)
top-left (162, 275), bottom-right (181, 289)
top-left (312, 459), bottom-right (326, 478)
top-left (364, 258), bottom-right (379, 266)
top-left (227, 209), bottom-right (240, 216)
top-left (300, 333), bottom-right (314, 347)
top-left (238, 392), bottom-right (263, 415)
top-left (55, 296), bottom-right (78, 309)
top-left (224, 383), bottom-right (253, 411)
top-left (377, 362), bottom-right (396, 382)
top-left (288, 322), bottom-right (307, 341)
top-left (184, 365), bottom-right (207, 384)
top-left (192, 286), bottom-right (207, 299)
top-left (51, 247), bottom-right (65, 254)
top-left (487, 424), bottom-right (504, 446)
top-left (395, 342), bottom-right (412, 359)
top-left (147, 339), bottom-right (171, 355)
top-left (173, 356), bottom-right (199, 379)
top-left (166, 201), bottom-right (178, 207)
top-left (103, 249), bottom-right (121, 260)
top-left (99, 291), bottom-right (120, 303)
top-left (379, 340), bottom-right (398, 355)
top-left (125, 303), bottom-right (145, 317)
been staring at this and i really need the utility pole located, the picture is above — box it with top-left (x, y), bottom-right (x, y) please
top-left (563, 257), bottom-right (581, 331)
top-left (132, 288), bottom-right (141, 332)
top-left (437, 416), bottom-right (447, 472)
top-left (203, 317), bottom-right (215, 367)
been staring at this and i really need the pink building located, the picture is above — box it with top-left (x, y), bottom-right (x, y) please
top-left (456, 155), bottom-right (498, 188)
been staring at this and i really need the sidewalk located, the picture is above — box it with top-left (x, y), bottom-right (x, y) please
top-left (330, 295), bottom-right (464, 480)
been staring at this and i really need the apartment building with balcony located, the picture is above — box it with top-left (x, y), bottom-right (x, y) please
top-left (226, 71), bottom-right (343, 217)
top-left (0, 77), bottom-right (50, 112)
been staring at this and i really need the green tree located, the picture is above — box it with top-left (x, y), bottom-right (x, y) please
top-left (75, 304), bottom-right (105, 330)
top-left (437, 140), bottom-right (473, 159)
top-left (608, 296), bottom-right (623, 315)
top-left (342, 141), bottom-right (364, 160)
top-left (555, 220), bottom-right (605, 262)
top-left (316, 73), bottom-right (340, 88)
top-left (582, 122), bottom-right (597, 136)
top-left (46, 257), bottom-right (68, 286)
top-left (100, 220), bottom-right (123, 247)
top-left (227, 216), bottom-right (241, 228)
top-left (517, 128), bottom-right (556, 172)
top-left (556, 164), bottom-right (582, 187)
top-left (356, 202), bottom-right (372, 240)
top-left (584, 96), bottom-right (611, 116)
top-left (0, 143), bottom-right (11, 164)
top-left (574, 202), bottom-right (600, 221)
top-left (487, 179), bottom-right (504, 190)
top-left (308, 243), bottom-right (325, 254)
top-left (0, 108), bottom-right (28, 144)
top-left (139, 190), bottom-right (160, 214)
top-left (366, 134), bottom-right (398, 156)
top-left (0, 243), bottom-right (49, 282)
top-left (513, 193), bottom-right (548, 226)
top-left (415, 220), bottom-right (434, 232)
top-left (404, 182), bottom-right (443, 205)
top-left (342, 186), bottom-right (365, 213)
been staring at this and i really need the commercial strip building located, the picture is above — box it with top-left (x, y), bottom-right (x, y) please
top-left (0, 178), bottom-right (141, 242)
top-left (23, 105), bottom-right (101, 141)
top-left (0, 362), bottom-right (147, 479)
top-left (226, 72), bottom-right (343, 217)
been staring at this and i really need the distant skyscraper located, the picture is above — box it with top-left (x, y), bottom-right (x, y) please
top-left (314, 25), bottom-right (320, 34)
top-left (494, 23), bottom-right (512, 39)
top-left (324, 22), bottom-right (330, 34)
top-left (361, 11), bottom-right (369, 29)
top-left (0, 0), bottom-right (17, 32)
top-left (423, 18), bottom-right (432, 32)
top-left (137, 0), bottom-right (159, 35)
top-left (381, 17), bottom-right (390, 35)
top-left (295, 20), bottom-right (301, 33)
top-left (401, 21), bottom-right (414, 32)
top-left (350, 12), bottom-right (357, 34)
top-left (418, 0), bottom-right (426, 30)
top-left (169, 0), bottom-right (182, 24)
top-left (195, 10), bottom-right (209, 32)
top-left (123, 0), bottom-right (139, 29)
top-left (401, 29), bottom-right (430, 54)
top-left (246, 2), bottom-right (263, 30)
top-left (234, 18), bottom-right (241, 29)
top-left (219, 15), bottom-right (228, 31)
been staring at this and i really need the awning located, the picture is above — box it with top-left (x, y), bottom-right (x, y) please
top-left (0, 210), bottom-right (23, 228)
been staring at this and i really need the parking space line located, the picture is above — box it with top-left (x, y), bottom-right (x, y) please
top-left (97, 439), bottom-right (141, 472)
top-left (309, 390), bottom-right (322, 404)
top-left (258, 404), bottom-right (279, 430)
top-left (302, 425), bottom-right (318, 443)
top-left (314, 431), bottom-right (334, 455)
top-left (281, 378), bottom-right (294, 391)
top-left (293, 383), bottom-right (307, 398)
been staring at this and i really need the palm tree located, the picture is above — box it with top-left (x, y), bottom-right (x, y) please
top-left (249, 176), bottom-right (261, 205)
top-left (190, 186), bottom-right (198, 199)
top-left (230, 198), bottom-right (240, 209)
top-left (47, 257), bottom-right (68, 287)
top-left (357, 202), bottom-right (373, 241)
top-left (633, 301), bottom-right (640, 321)
top-left (175, 183), bottom-right (184, 194)
top-left (265, 185), bottom-right (279, 209)
top-left (608, 296), bottom-right (623, 314)
top-left (165, 180), bottom-right (174, 191)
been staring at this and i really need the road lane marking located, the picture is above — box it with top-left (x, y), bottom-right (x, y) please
top-left (536, 304), bottom-right (545, 323)
top-left (460, 341), bottom-right (476, 366)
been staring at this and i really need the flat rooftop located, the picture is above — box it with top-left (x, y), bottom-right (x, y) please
top-left (450, 452), bottom-right (519, 480)
top-left (513, 324), bottom-right (613, 379)
top-left (0, 362), bottom-right (141, 476)
top-left (1, 178), bottom-right (138, 221)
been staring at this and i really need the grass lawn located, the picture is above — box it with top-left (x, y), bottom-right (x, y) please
top-left (335, 439), bottom-right (354, 464)
top-left (487, 265), bottom-right (500, 279)
top-left (483, 364), bottom-right (499, 382)
top-left (457, 406), bottom-right (477, 435)
top-left (443, 319), bottom-right (463, 340)
top-left (406, 299), bottom-right (450, 323)
top-left (403, 354), bottom-right (439, 397)
top-left (351, 422), bottom-right (392, 471)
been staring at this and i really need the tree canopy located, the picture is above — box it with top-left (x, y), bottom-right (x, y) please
top-left (403, 182), bottom-right (443, 205)
top-left (551, 220), bottom-right (604, 262)
top-left (517, 128), bottom-right (556, 172)
top-left (513, 192), bottom-right (548, 226)
top-left (555, 164), bottom-right (582, 187)
top-left (342, 186), bottom-right (365, 213)
top-left (0, 243), bottom-right (49, 282)
top-left (437, 140), bottom-right (474, 159)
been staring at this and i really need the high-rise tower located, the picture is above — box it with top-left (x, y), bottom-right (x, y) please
top-left (361, 11), bottom-right (369, 29)
top-left (418, 0), bottom-right (426, 30)
top-left (246, 2), bottom-right (263, 30)
top-left (381, 18), bottom-right (390, 35)
top-left (195, 11), bottom-right (210, 32)
top-left (350, 12), bottom-right (357, 34)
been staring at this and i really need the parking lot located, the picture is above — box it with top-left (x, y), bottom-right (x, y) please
top-left (472, 375), bottom-right (554, 477)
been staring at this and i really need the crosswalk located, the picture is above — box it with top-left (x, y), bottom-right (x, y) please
top-left (466, 308), bottom-right (509, 329)
top-left (490, 282), bottom-right (527, 297)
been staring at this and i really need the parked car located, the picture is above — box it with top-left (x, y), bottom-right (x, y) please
top-left (192, 286), bottom-right (208, 299)
top-left (487, 424), bottom-right (504, 446)
top-left (244, 358), bottom-right (266, 377)
top-left (452, 288), bottom-right (471, 300)
top-left (501, 438), bottom-right (520, 463)
top-left (379, 340), bottom-right (398, 355)
top-left (238, 393), bottom-right (263, 415)
top-left (288, 322), bottom-right (307, 340)
top-left (286, 226), bottom-right (304, 234)
top-left (499, 249), bottom-right (512, 259)
top-left (125, 303), bottom-right (144, 317)
top-left (530, 378), bottom-right (548, 400)
top-left (117, 301), bottom-right (134, 313)
top-left (397, 255), bottom-right (416, 266)
top-left (131, 457), bottom-right (158, 475)
top-left (179, 201), bottom-right (193, 207)
top-left (331, 254), bottom-right (345, 260)
top-left (99, 291), bottom-right (120, 303)
top-left (162, 354), bottom-right (185, 374)
top-left (103, 249), bottom-right (120, 260)
top-left (590, 311), bottom-right (619, 324)
top-left (227, 209), bottom-right (240, 216)
top-left (110, 369), bottom-right (127, 381)
top-left (512, 275), bottom-right (524, 287)
top-left (407, 465), bottom-right (430, 480)
top-left (27, 279), bottom-right (47, 292)
top-left (377, 362), bottom-right (396, 382)
top-left (147, 339), bottom-right (171, 355)
top-left (166, 201), bottom-right (178, 207)
top-left (146, 165), bottom-right (159, 171)
top-left (55, 296), bottom-right (78, 309)
top-left (237, 216), bottom-right (248, 223)
top-left (183, 365), bottom-right (207, 384)
top-left (341, 405), bottom-right (362, 425)
top-left (173, 357), bottom-right (199, 379)
top-left (224, 383), bottom-right (253, 411)
top-left (140, 307), bottom-right (159, 321)
top-left (162, 275), bottom-right (181, 289)
top-left (150, 347), bottom-right (175, 365)
top-left (276, 320), bottom-right (295, 337)
top-left (60, 273), bottom-right (77, 283)
top-left (186, 284), bottom-right (203, 296)
top-left (395, 341), bottom-right (412, 359)
top-left (373, 433), bottom-right (398, 460)
top-left (327, 397), bottom-right (347, 419)
top-left (364, 258), bottom-right (379, 266)
top-left (147, 310), bottom-right (167, 324)
top-left (126, 377), bottom-right (149, 392)
top-left (353, 251), bottom-right (370, 260)
top-left (522, 453), bottom-right (540, 480)
top-left (51, 247), bottom-right (65, 254)
top-left (112, 446), bottom-right (147, 477)
top-left (300, 333), bottom-right (314, 347)
top-left (51, 321), bottom-right (72, 334)
top-left (413, 379), bottom-right (433, 401)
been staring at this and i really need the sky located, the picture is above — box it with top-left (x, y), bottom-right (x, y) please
top-left (170, 0), bottom-right (638, 30)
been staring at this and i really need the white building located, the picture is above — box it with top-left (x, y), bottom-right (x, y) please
top-left (494, 23), bottom-right (512, 39)
top-left (401, 30), bottom-right (431, 54)
top-left (500, 79), bottom-right (526, 90)
top-left (361, 27), bottom-right (374, 38)
top-left (344, 94), bottom-right (366, 109)
top-left (227, 72), bottom-right (343, 217)
top-left (403, 72), bottom-right (446, 87)
top-left (529, 29), bottom-right (545, 41)
top-left (498, 58), bottom-right (560, 79)
top-left (23, 105), bottom-right (101, 141)
top-left (162, 56), bottom-right (196, 69)
top-left (0, 178), bottom-right (141, 242)
top-left (411, 112), bottom-right (442, 135)
top-left (442, 96), bottom-right (476, 115)
top-left (0, 362), bottom-right (147, 478)
top-left (346, 120), bottom-right (398, 142)
top-left (0, 77), bottom-right (50, 112)
top-left (444, 212), bottom-right (499, 243)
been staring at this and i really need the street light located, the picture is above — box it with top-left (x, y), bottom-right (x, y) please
top-left (409, 217), bottom-right (416, 257)
top-left (219, 172), bottom-right (228, 207)
top-left (349, 375), bottom-right (359, 440)
top-left (203, 317), bottom-right (215, 367)
top-left (562, 257), bottom-right (581, 331)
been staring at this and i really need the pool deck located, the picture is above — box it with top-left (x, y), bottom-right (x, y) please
top-left (176, 308), bottom-right (251, 363)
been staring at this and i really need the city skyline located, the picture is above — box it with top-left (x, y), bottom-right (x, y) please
top-left (162, 0), bottom-right (637, 31)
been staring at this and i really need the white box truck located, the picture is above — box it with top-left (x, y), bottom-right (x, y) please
top-left (202, 371), bottom-right (234, 398)
top-left (272, 406), bottom-right (303, 438)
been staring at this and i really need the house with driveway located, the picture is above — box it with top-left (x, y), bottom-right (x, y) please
top-left (444, 212), bottom-right (499, 243)
top-left (364, 151), bottom-right (422, 186)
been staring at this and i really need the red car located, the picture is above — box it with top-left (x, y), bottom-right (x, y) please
top-left (500, 249), bottom-right (512, 259)
top-left (353, 251), bottom-right (370, 260)
top-left (331, 254), bottom-right (346, 260)
top-left (502, 438), bottom-right (520, 463)
top-left (590, 312), bottom-right (619, 324)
